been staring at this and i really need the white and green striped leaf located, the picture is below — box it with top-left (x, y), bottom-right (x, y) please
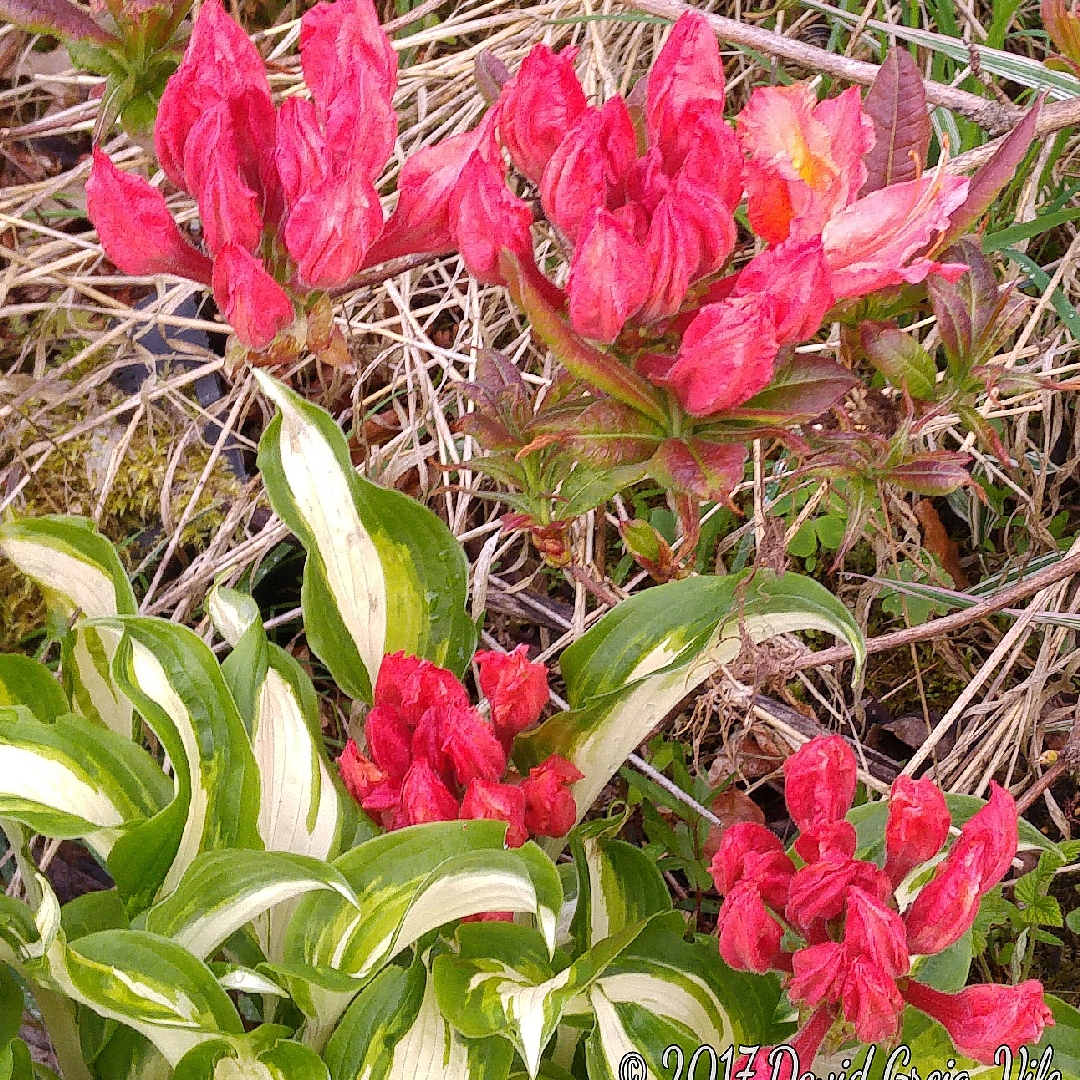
top-left (0, 655), bottom-right (69, 723)
top-left (95, 617), bottom-right (262, 912)
top-left (582, 920), bottom-right (781, 1080)
top-left (433, 918), bottom-right (661, 1079)
top-left (517, 571), bottom-right (864, 828)
top-left (280, 822), bottom-right (562, 1036)
top-left (37, 927), bottom-right (244, 1067)
top-left (139, 850), bottom-right (358, 963)
top-left (174, 1026), bottom-right (330, 1080)
top-left (0, 516), bottom-right (135, 735)
top-left (569, 837), bottom-right (671, 954)
top-left (0, 708), bottom-right (170, 858)
top-left (253, 372), bottom-right (476, 703)
top-left (326, 955), bottom-right (515, 1080)
top-left (211, 585), bottom-right (351, 864)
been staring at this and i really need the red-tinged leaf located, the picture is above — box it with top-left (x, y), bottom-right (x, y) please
top-left (649, 437), bottom-right (747, 504)
top-left (713, 353), bottom-right (857, 424)
top-left (882, 452), bottom-right (977, 497)
top-left (541, 398), bottom-right (662, 468)
top-left (499, 250), bottom-right (668, 426)
top-left (860, 322), bottom-right (938, 400)
top-left (0, 0), bottom-right (117, 43)
top-left (859, 47), bottom-right (932, 195)
top-left (939, 98), bottom-right (1044, 249)
top-left (1042, 0), bottom-right (1080, 65)
top-left (474, 49), bottom-right (511, 105)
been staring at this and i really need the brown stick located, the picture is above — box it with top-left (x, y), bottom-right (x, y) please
top-left (618, 0), bottom-right (1021, 132)
top-left (1016, 709), bottom-right (1080, 814)
top-left (948, 97), bottom-right (1080, 174)
top-left (792, 548), bottom-right (1080, 672)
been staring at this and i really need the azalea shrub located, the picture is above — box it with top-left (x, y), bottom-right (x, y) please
top-left (84, 0), bottom-right (1047, 570)
top-left (0, 376), bottom-right (875, 1079)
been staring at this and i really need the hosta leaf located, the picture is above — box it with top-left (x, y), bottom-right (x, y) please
top-left (40, 928), bottom-right (243, 1067)
top-left (583, 920), bottom-right (781, 1080)
top-left (281, 822), bottom-right (562, 1037)
top-left (253, 372), bottom-right (475, 702)
top-left (326, 956), bottom-right (514, 1080)
top-left (0, 655), bottom-right (69, 723)
top-left (175, 1026), bottom-right (330, 1080)
top-left (517, 571), bottom-right (864, 826)
top-left (434, 918), bottom-right (664, 1079)
top-left (97, 617), bottom-right (262, 912)
top-left (860, 47), bottom-right (931, 194)
top-left (0, 516), bottom-right (134, 735)
top-left (0, 708), bottom-right (169, 858)
top-left (569, 837), bottom-right (670, 954)
top-left (140, 850), bottom-right (358, 962)
top-left (211, 585), bottom-right (351, 863)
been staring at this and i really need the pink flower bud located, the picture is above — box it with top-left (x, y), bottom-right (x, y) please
top-left (337, 738), bottom-right (386, 806)
top-left (374, 652), bottom-right (471, 728)
top-left (155, 0), bottom-right (277, 198)
top-left (498, 43), bottom-right (588, 185)
top-left (539, 97), bottom-right (637, 244)
top-left (718, 882), bottom-right (788, 973)
top-left (521, 754), bottom-right (583, 838)
top-left (210, 243), bottom-right (294, 350)
top-left (904, 783), bottom-right (1019, 956)
top-left (440, 703), bottom-right (507, 788)
top-left (276, 97), bottom-right (328, 208)
top-left (460, 779), bottom-right (528, 848)
top-left (901, 979), bottom-right (1054, 1065)
top-left (785, 856), bottom-right (891, 934)
top-left (884, 775), bottom-right (951, 886)
top-left (710, 822), bottom-right (794, 911)
top-left (732, 237), bottom-right (834, 347)
top-left (784, 735), bottom-right (857, 833)
top-left (284, 168), bottom-right (385, 288)
top-left (793, 820), bottom-right (857, 865)
top-left (86, 149), bottom-right (214, 286)
top-left (843, 886), bottom-right (909, 978)
top-left (653, 296), bottom-right (778, 416)
top-left (400, 759), bottom-right (460, 824)
top-left (448, 152), bottom-right (534, 286)
top-left (365, 702), bottom-right (414, 786)
top-left (789, 941), bottom-right (847, 1007)
top-left (567, 208), bottom-right (650, 343)
top-left (841, 955), bottom-right (904, 1043)
top-left (474, 644), bottom-right (550, 749)
top-left (369, 117), bottom-right (499, 263)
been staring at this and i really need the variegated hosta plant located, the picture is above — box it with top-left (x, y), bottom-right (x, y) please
top-left (0, 373), bottom-right (866, 1080)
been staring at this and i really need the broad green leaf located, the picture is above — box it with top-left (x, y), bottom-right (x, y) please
top-left (0, 708), bottom-right (169, 857)
top-left (39, 928), bottom-right (243, 1067)
top-left (0, 515), bottom-right (134, 735)
top-left (97, 618), bottom-right (262, 911)
top-left (584, 924), bottom-right (769, 1080)
top-left (434, 918), bottom-right (664, 1078)
top-left (140, 850), bottom-right (358, 962)
top-left (518, 571), bottom-right (864, 827)
top-left (0, 964), bottom-right (22, 1049)
top-left (175, 1026), bottom-right (329, 1080)
top-left (0, 655), bottom-right (68, 723)
top-left (253, 372), bottom-right (475, 702)
top-left (212, 585), bottom-right (349, 864)
top-left (326, 956), bottom-right (514, 1080)
top-left (569, 837), bottom-right (670, 954)
top-left (282, 822), bottom-right (562, 1036)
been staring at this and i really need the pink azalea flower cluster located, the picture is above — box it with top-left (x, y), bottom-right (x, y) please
top-left (337, 648), bottom-right (581, 845)
top-left (711, 737), bottom-right (1053, 1067)
top-left (467, 15), bottom-right (969, 417)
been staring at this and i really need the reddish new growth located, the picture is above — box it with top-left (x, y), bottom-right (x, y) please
top-left (712, 736), bottom-right (1053, 1070)
top-left (337, 647), bottom-right (581, 847)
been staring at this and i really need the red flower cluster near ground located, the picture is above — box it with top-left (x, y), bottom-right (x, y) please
top-left (712, 736), bottom-right (1052, 1066)
top-left (337, 648), bottom-right (581, 846)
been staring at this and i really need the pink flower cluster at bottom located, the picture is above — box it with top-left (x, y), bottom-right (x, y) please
top-left (338, 648), bottom-right (581, 846)
top-left (711, 737), bottom-right (1053, 1068)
